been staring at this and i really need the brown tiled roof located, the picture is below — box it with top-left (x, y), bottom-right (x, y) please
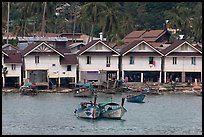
top-left (21, 42), bottom-right (42, 55)
top-left (55, 48), bottom-right (71, 54)
top-left (120, 40), bottom-right (163, 56)
top-left (167, 52), bottom-right (202, 56)
top-left (103, 41), bottom-right (116, 48)
top-left (77, 40), bottom-right (120, 55)
top-left (161, 40), bottom-right (186, 55)
top-left (122, 29), bottom-right (167, 43)
top-left (60, 54), bottom-right (78, 64)
top-left (4, 51), bottom-right (22, 63)
top-left (124, 30), bottom-right (146, 38)
top-left (193, 44), bottom-right (202, 52)
top-left (113, 43), bottom-right (128, 50)
top-left (142, 30), bottom-right (164, 38)
top-left (77, 40), bottom-right (101, 55)
top-left (161, 40), bottom-right (202, 56)
top-left (148, 42), bottom-right (163, 48)
top-left (120, 40), bottom-right (143, 55)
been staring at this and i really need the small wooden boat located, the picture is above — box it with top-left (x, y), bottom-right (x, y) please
top-left (98, 98), bottom-right (127, 119)
top-left (19, 83), bottom-right (38, 96)
top-left (192, 85), bottom-right (202, 96)
top-left (74, 95), bottom-right (101, 119)
top-left (74, 83), bottom-right (94, 97)
top-left (126, 93), bottom-right (145, 103)
top-left (74, 88), bottom-right (93, 97)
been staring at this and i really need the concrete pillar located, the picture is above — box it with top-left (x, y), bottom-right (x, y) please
top-left (19, 75), bottom-right (21, 86)
top-left (181, 72), bottom-right (185, 82)
top-left (141, 73), bottom-right (144, 83)
top-left (25, 70), bottom-right (28, 79)
top-left (79, 71), bottom-right (81, 83)
top-left (117, 70), bottom-right (119, 80)
top-left (3, 76), bottom-right (5, 87)
top-left (58, 77), bottom-right (60, 87)
top-left (159, 71), bottom-right (162, 83)
top-left (164, 72), bottom-right (167, 83)
top-left (122, 71), bottom-right (124, 80)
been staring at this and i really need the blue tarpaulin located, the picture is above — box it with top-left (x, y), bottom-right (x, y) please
top-left (75, 83), bottom-right (91, 87)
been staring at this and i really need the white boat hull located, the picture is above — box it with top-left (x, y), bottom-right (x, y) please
top-left (101, 107), bottom-right (127, 119)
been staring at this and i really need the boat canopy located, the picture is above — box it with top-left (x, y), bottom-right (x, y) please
top-left (23, 83), bottom-right (33, 87)
top-left (98, 102), bottom-right (119, 107)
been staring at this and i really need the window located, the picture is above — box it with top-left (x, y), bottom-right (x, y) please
top-left (106, 56), bottom-right (110, 67)
top-left (87, 56), bottom-right (91, 64)
top-left (35, 56), bottom-right (39, 63)
top-left (67, 65), bottom-right (71, 71)
top-left (11, 64), bottom-right (16, 70)
top-left (149, 57), bottom-right (154, 64)
top-left (173, 57), bottom-right (177, 64)
top-left (191, 57), bottom-right (196, 65)
top-left (130, 56), bottom-right (134, 64)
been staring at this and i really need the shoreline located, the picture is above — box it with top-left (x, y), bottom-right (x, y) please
top-left (2, 88), bottom-right (198, 96)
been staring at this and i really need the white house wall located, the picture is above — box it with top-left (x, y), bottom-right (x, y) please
top-left (48, 65), bottom-right (77, 78)
top-left (164, 56), bottom-right (202, 72)
top-left (24, 54), bottom-right (76, 78)
top-left (2, 63), bottom-right (21, 77)
top-left (122, 56), bottom-right (161, 71)
top-left (78, 55), bottom-right (119, 71)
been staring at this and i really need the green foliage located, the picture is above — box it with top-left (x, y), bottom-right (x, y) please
top-left (2, 2), bottom-right (202, 42)
top-left (8, 38), bottom-right (18, 46)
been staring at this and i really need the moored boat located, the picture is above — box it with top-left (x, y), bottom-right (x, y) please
top-left (19, 83), bottom-right (38, 96)
top-left (192, 85), bottom-right (202, 96)
top-left (126, 93), bottom-right (145, 103)
top-left (98, 98), bottom-right (127, 119)
top-left (74, 88), bottom-right (93, 97)
top-left (74, 95), bottom-right (101, 119)
top-left (74, 83), bottom-right (94, 97)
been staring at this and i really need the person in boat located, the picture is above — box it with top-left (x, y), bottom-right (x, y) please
top-left (81, 102), bottom-right (87, 109)
top-left (90, 101), bottom-right (93, 106)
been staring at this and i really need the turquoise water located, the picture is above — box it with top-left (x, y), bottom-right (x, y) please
top-left (2, 92), bottom-right (202, 135)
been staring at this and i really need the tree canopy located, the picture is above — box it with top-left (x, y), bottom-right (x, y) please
top-left (2, 2), bottom-right (202, 43)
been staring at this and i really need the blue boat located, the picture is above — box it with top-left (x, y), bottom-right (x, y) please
top-left (126, 94), bottom-right (146, 103)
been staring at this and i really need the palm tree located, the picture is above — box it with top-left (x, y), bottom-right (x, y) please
top-left (98, 2), bottom-right (121, 41)
top-left (80, 2), bottom-right (107, 42)
top-left (41, 2), bottom-right (47, 37)
top-left (11, 2), bottom-right (36, 37)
